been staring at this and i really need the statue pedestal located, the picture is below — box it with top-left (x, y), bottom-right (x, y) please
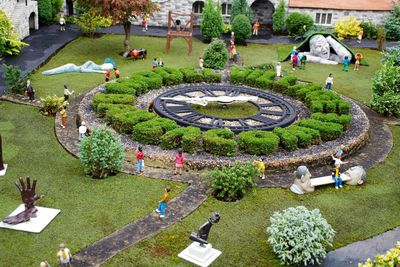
top-left (0, 164), bottom-right (8, 176)
top-left (0, 204), bottom-right (60, 233)
top-left (178, 242), bottom-right (221, 267)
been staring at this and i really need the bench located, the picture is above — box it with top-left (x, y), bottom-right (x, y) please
top-left (310, 174), bottom-right (350, 187)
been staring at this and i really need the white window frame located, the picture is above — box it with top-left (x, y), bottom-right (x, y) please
top-left (221, 3), bottom-right (232, 16)
top-left (315, 12), bottom-right (333, 25)
top-left (192, 1), bottom-right (204, 14)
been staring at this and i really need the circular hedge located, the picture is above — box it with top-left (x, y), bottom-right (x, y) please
top-left (237, 131), bottom-right (280, 155)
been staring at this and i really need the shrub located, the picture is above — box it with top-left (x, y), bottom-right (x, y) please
top-left (105, 82), bottom-right (136, 95)
top-left (51, 0), bottom-right (63, 18)
top-left (2, 64), bottom-right (29, 94)
top-left (305, 90), bottom-right (339, 106)
top-left (285, 12), bottom-right (314, 36)
top-left (40, 95), bottom-right (66, 116)
top-left (310, 100), bottom-right (324, 113)
top-left (334, 17), bottom-right (361, 39)
top-left (92, 93), bottom-right (134, 109)
top-left (179, 68), bottom-right (204, 83)
top-left (79, 127), bottom-right (124, 179)
top-left (245, 69), bottom-right (264, 87)
top-left (38, 0), bottom-right (53, 24)
top-left (384, 5), bottom-right (400, 41)
top-left (209, 161), bottom-right (258, 201)
top-left (152, 67), bottom-right (184, 86)
top-left (230, 0), bottom-right (251, 24)
top-left (103, 105), bottom-right (138, 124)
top-left (273, 127), bottom-right (298, 151)
top-left (0, 11), bottom-right (27, 57)
top-left (382, 44), bottom-right (400, 66)
top-left (272, 78), bottom-right (290, 93)
top-left (74, 9), bottom-right (112, 38)
top-left (132, 118), bottom-right (177, 145)
top-left (255, 74), bottom-right (274, 90)
top-left (371, 91), bottom-right (400, 117)
top-left (200, 0), bottom-right (224, 42)
top-left (297, 119), bottom-right (343, 141)
top-left (311, 113), bottom-right (351, 129)
top-left (237, 131), bottom-right (279, 155)
top-left (203, 39), bottom-right (229, 70)
top-left (111, 110), bottom-right (156, 134)
top-left (203, 128), bottom-right (237, 156)
top-left (230, 67), bottom-right (251, 84)
top-left (285, 126), bottom-right (313, 148)
top-left (247, 63), bottom-right (275, 71)
top-left (287, 125), bottom-right (321, 144)
top-left (202, 68), bottom-right (222, 83)
top-left (358, 242), bottom-right (400, 267)
top-left (131, 71), bottom-right (163, 90)
top-left (96, 103), bottom-right (136, 118)
top-left (267, 206), bottom-right (335, 266)
top-left (160, 126), bottom-right (201, 153)
top-left (222, 23), bottom-right (232, 34)
top-left (231, 14), bottom-right (252, 45)
top-left (293, 83), bottom-right (322, 100)
top-left (360, 21), bottom-right (377, 39)
top-left (337, 100), bottom-right (351, 114)
top-left (272, 0), bottom-right (286, 33)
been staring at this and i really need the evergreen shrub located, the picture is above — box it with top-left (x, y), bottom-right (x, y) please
top-left (111, 110), bottom-right (156, 134)
top-left (297, 119), bottom-right (343, 141)
top-left (203, 39), bottom-right (229, 70)
top-left (203, 128), bottom-right (237, 156)
top-left (132, 118), bottom-right (177, 145)
top-left (237, 131), bottom-right (279, 155)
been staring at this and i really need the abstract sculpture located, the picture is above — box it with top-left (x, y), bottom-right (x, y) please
top-left (190, 212), bottom-right (220, 246)
top-left (3, 177), bottom-right (42, 225)
top-left (42, 59), bottom-right (115, 75)
top-left (161, 95), bottom-right (258, 106)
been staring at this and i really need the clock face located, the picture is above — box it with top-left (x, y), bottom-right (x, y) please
top-left (153, 85), bottom-right (297, 133)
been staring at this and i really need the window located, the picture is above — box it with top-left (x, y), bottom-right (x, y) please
top-left (315, 12), bottom-right (333, 25)
top-left (221, 3), bottom-right (232, 16)
top-left (192, 1), bottom-right (204, 14)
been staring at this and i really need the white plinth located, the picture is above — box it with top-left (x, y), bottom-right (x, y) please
top-left (178, 242), bottom-right (222, 267)
top-left (0, 204), bottom-right (60, 233)
top-left (0, 164), bottom-right (8, 176)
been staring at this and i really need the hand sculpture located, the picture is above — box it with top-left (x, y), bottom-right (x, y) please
top-left (189, 212), bottom-right (220, 246)
top-left (3, 177), bottom-right (42, 225)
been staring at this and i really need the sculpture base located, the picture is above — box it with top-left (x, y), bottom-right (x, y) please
top-left (0, 204), bottom-right (60, 233)
top-left (178, 242), bottom-right (222, 267)
top-left (0, 164), bottom-right (8, 176)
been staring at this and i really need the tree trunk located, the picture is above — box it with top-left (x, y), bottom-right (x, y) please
top-left (122, 22), bottom-right (132, 57)
top-left (0, 134), bottom-right (4, 171)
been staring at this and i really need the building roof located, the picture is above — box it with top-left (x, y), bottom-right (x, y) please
top-left (288, 0), bottom-right (397, 11)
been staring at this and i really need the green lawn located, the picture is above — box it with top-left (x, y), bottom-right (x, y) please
top-left (0, 101), bottom-right (185, 266)
top-left (105, 125), bottom-right (400, 267)
top-left (191, 102), bottom-right (259, 118)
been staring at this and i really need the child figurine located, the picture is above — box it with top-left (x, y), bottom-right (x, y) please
top-left (276, 62), bottom-right (282, 77)
top-left (199, 56), bottom-right (204, 70)
top-left (155, 187), bottom-right (171, 218)
top-left (158, 58), bottom-right (164, 67)
top-left (332, 162), bottom-right (343, 190)
top-left (354, 53), bottom-right (362, 71)
top-left (253, 21), bottom-right (260, 36)
top-left (325, 73), bottom-right (333, 90)
top-left (136, 146), bottom-right (144, 175)
top-left (114, 67), bottom-right (120, 78)
top-left (292, 52), bottom-right (298, 70)
top-left (254, 158), bottom-right (266, 179)
top-left (60, 106), bottom-right (67, 129)
top-left (105, 69), bottom-right (111, 82)
top-left (342, 56), bottom-right (350, 72)
top-left (290, 46), bottom-right (297, 61)
top-left (59, 14), bottom-right (66, 32)
top-left (63, 84), bottom-right (74, 101)
top-left (142, 15), bottom-right (148, 32)
top-left (152, 58), bottom-right (158, 69)
top-left (300, 53), bottom-right (307, 69)
top-left (175, 149), bottom-right (185, 175)
top-left (357, 28), bottom-right (363, 44)
top-left (230, 32), bottom-right (235, 44)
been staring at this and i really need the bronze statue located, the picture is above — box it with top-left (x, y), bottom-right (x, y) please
top-left (3, 177), bottom-right (42, 225)
top-left (190, 212), bottom-right (220, 247)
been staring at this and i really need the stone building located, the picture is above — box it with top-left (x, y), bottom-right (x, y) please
top-left (0, 0), bottom-right (39, 40)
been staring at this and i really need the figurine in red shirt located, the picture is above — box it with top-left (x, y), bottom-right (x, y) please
top-left (105, 69), bottom-right (111, 82)
top-left (175, 149), bottom-right (185, 175)
top-left (136, 146), bottom-right (144, 175)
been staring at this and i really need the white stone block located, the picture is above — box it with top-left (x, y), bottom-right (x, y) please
top-left (178, 242), bottom-right (222, 267)
top-left (0, 164), bottom-right (8, 176)
top-left (0, 205), bottom-right (60, 233)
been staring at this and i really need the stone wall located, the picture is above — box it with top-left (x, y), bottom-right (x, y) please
top-left (288, 8), bottom-right (390, 26)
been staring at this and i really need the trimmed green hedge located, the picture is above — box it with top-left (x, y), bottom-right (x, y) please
top-left (97, 103), bottom-right (136, 118)
top-left (203, 68), bottom-right (222, 83)
top-left (230, 67), bottom-right (252, 84)
top-left (111, 110), bottom-right (156, 134)
top-left (311, 112), bottom-right (351, 130)
top-left (245, 69), bottom-right (264, 87)
top-left (179, 68), bottom-right (204, 83)
top-left (160, 126), bottom-right (201, 153)
top-left (93, 94), bottom-right (134, 110)
top-left (131, 71), bottom-right (163, 91)
top-left (237, 131), bottom-right (279, 155)
top-left (297, 119), bottom-right (343, 141)
top-left (273, 76), bottom-right (297, 93)
top-left (287, 125), bottom-right (321, 144)
top-left (105, 82), bottom-right (136, 95)
top-left (132, 118), bottom-right (178, 145)
top-left (152, 67), bottom-right (184, 86)
top-left (203, 128), bottom-right (237, 156)
top-left (273, 127), bottom-right (298, 151)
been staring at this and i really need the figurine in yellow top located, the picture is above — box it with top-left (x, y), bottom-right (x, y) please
top-left (254, 158), bottom-right (265, 179)
top-left (155, 187), bottom-right (171, 218)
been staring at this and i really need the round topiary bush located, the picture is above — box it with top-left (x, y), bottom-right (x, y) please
top-left (267, 206), bottom-right (335, 266)
top-left (285, 12), bottom-right (314, 36)
top-left (203, 39), bottom-right (229, 70)
top-left (231, 14), bottom-right (252, 45)
top-left (237, 131), bottom-right (279, 155)
top-left (79, 127), bottom-right (124, 179)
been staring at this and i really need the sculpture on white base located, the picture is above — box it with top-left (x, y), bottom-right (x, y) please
top-left (162, 95), bottom-right (258, 106)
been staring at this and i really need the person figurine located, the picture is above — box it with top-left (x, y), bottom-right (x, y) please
top-left (105, 69), bottom-right (111, 82)
top-left (276, 62), bottom-right (282, 78)
top-left (175, 149), bottom-right (185, 175)
top-left (232, 46), bottom-right (238, 64)
top-left (354, 53), bottom-right (362, 71)
top-left (332, 162), bottom-right (343, 190)
top-left (303, 24), bottom-right (307, 33)
top-left (59, 14), bottom-right (66, 32)
top-left (40, 261), bottom-right (52, 267)
top-left (292, 52), bottom-right (298, 70)
top-left (147, 100), bottom-right (154, 112)
top-left (230, 32), bottom-right (235, 44)
top-left (155, 187), bottom-right (171, 218)
top-left (60, 106), bottom-right (67, 129)
top-left (57, 243), bottom-right (72, 267)
top-left (334, 144), bottom-right (345, 159)
top-left (290, 46), bottom-right (297, 61)
top-left (142, 15), bottom-right (148, 32)
top-left (300, 53), bottom-right (307, 69)
top-left (357, 28), bottom-right (363, 44)
top-left (78, 121), bottom-right (87, 141)
top-left (63, 85), bottom-right (74, 101)
top-left (253, 21), bottom-right (260, 36)
top-left (198, 56), bottom-right (204, 70)
top-left (136, 146), bottom-right (144, 175)
top-left (113, 67), bottom-right (120, 79)
top-left (158, 58), bottom-right (164, 67)
top-left (325, 73), bottom-right (333, 90)
top-left (342, 56), bottom-right (350, 72)
top-left (26, 79), bottom-right (35, 102)
top-left (254, 158), bottom-right (266, 179)
top-left (152, 58), bottom-right (158, 69)
top-left (176, 19), bottom-right (181, 31)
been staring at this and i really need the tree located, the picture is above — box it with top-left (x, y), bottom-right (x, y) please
top-left (232, 14), bottom-right (252, 44)
top-left (384, 4), bottom-right (400, 41)
top-left (0, 10), bottom-right (27, 57)
top-left (201, 0), bottom-right (224, 42)
top-left (285, 12), bottom-right (314, 36)
top-left (38, 0), bottom-right (53, 24)
top-left (272, 0), bottom-right (285, 33)
top-left (77, 0), bottom-right (159, 56)
top-left (203, 39), bottom-right (228, 69)
top-left (230, 0), bottom-right (251, 23)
